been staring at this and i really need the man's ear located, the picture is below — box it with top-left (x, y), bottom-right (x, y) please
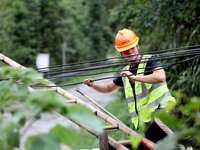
top-left (136, 44), bottom-right (140, 50)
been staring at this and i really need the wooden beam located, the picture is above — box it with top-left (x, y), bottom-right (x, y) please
top-left (104, 125), bottom-right (119, 130)
top-left (99, 130), bottom-right (109, 150)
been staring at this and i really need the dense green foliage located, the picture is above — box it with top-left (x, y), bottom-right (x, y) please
top-left (61, 0), bottom-right (113, 62)
top-left (154, 93), bottom-right (200, 149)
top-left (1, 0), bottom-right (198, 95)
top-left (110, 0), bottom-right (200, 96)
top-left (0, 0), bottom-right (65, 66)
top-left (110, 0), bottom-right (200, 49)
top-left (0, 0), bottom-right (114, 66)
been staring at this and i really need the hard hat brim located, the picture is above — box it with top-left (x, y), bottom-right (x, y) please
top-left (115, 38), bottom-right (139, 52)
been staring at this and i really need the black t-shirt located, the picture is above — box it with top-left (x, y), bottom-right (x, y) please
top-left (113, 55), bottom-right (162, 87)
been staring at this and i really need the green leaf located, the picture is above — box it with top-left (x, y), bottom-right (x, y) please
top-left (11, 83), bottom-right (28, 97)
top-left (7, 130), bottom-right (20, 148)
top-left (27, 91), bottom-right (67, 112)
top-left (68, 105), bottom-right (103, 133)
top-left (179, 127), bottom-right (200, 140)
top-left (140, 108), bottom-right (151, 122)
top-left (0, 120), bottom-right (19, 149)
top-left (26, 134), bottom-right (60, 150)
top-left (49, 124), bottom-right (79, 146)
top-left (155, 134), bottom-right (180, 150)
top-left (154, 111), bottom-right (184, 129)
top-left (130, 134), bottom-right (142, 149)
top-left (68, 104), bottom-right (92, 114)
top-left (165, 101), bottom-right (176, 111)
top-left (183, 97), bottom-right (200, 115)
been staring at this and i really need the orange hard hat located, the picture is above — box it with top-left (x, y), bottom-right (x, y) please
top-left (115, 28), bottom-right (139, 52)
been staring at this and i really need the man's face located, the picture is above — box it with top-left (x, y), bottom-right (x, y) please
top-left (120, 46), bottom-right (139, 62)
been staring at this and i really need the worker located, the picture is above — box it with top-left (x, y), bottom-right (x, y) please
top-left (83, 28), bottom-right (176, 149)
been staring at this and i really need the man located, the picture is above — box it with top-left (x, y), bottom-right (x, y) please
top-left (83, 28), bottom-right (176, 149)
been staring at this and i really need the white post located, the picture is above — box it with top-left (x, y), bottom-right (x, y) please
top-left (62, 41), bottom-right (67, 72)
top-left (36, 53), bottom-right (50, 73)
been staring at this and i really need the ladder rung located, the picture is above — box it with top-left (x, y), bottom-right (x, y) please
top-left (104, 125), bottom-right (118, 130)
top-left (118, 140), bottom-right (131, 145)
top-left (35, 88), bottom-right (55, 92)
top-left (67, 100), bottom-right (77, 103)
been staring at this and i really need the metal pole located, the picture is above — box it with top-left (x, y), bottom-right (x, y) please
top-left (62, 41), bottom-right (67, 71)
top-left (62, 41), bottom-right (67, 80)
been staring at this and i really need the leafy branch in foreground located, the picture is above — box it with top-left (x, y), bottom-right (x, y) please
top-left (0, 67), bottom-right (103, 150)
top-left (129, 91), bottom-right (200, 150)
top-left (154, 93), bottom-right (200, 150)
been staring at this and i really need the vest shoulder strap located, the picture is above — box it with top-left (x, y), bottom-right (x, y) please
top-left (137, 55), bottom-right (152, 75)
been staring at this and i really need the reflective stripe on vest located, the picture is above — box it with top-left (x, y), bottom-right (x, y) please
top-left (122, 55), bottom-right (176, 129)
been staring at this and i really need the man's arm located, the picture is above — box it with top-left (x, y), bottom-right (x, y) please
top-left (120, 67), bottom-right (166, 84)
top-left (83, 78), bottom-right (119, 93)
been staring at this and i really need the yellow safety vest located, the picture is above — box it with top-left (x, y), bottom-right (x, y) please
top-left (122, 55), bottom-right (176, 129)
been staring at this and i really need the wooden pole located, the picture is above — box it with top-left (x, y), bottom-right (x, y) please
top-left (99, 130), bottom-right (109, 150)
top-left (75, 87), bottom-right (122, 123)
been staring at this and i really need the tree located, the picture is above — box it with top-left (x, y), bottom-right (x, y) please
top-left (61, 0), bottom-right (113, 63)
top-left (0, 0), bottom-right (67, 66)
top-left (110, 0), bottom-right (199, 48)
top-left (0, 0), bottom-right (114, 65)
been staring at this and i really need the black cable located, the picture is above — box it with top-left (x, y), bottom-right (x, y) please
top-left (1, 52), bottom-right (199, 83)
top-left (44, 51), bottom-right (200, 77)
top-left (40, 49), bottom-right (199, 73)
top-left (1, 46), bottom-right (199, 85)
top-left (50, 50), bottom-right (200, 76)
top-left (36, 46), bottom-right (200, 72)
top-left (32, 55), bottom-right (200, 87)
top-left (45, 54), bottom-right (200, 82)
top-left (43, 48), bottom-right (200, 75)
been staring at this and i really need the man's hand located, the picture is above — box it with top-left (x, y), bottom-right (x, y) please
top-left (120, 71), bottom-right (133, 77)
top-left (83, 78), bottom-right (94, 87)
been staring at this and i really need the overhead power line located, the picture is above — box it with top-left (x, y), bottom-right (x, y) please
top-left (43, 49), bottom-right (200, 77)
top-left (36, 45), bottom-right (200, 72)
top-left (33, 55), bottom-right (200, 87)
top-left (1, 46), bottom-right (199, 87)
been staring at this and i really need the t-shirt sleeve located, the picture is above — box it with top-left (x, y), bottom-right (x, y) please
top-left (145, 55), bottom-right (162, 75)
top-left (113, 76), bottom-right (123, 87)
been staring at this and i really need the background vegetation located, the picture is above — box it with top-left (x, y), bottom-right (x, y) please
top-left (0, 0), bottom-right (199, 149)
top-left (0, 0), bottom-right (199, 95)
